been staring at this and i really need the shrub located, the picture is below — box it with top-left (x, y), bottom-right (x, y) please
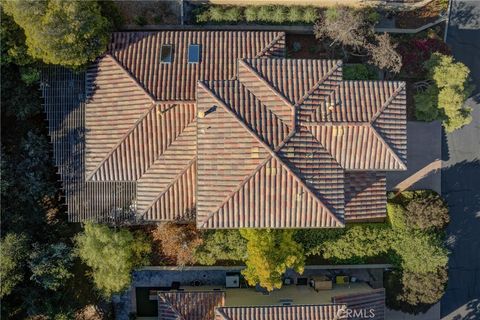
top-left (302, 7), bottom-right (319, 23)
top-left (321, 224), bottom-right (394, 263)
top-left (224, 7), bottom-right (242, 23)
top-left (343, 64), bottom-right (378, 80)
top-left (415, 85), bottom-right (441, 121)
top-left (271, 6), bottom-right (286, 24)
top-left (20, 66), bottom-right (40, 85)
top-left (240, 229), bottom-right (305, 291)
top-left (75, 222), bottom-right (151, 297)
top-left (194, 230), bottom-right (246, 265)
top-left (152, 222), bottom-right (202, 266)
top-left (134, 15), bottom-right (147, 26)
top-left (294, 228), bottom-right (344, 256)
top-left (387, 202), bottom-right (407, 230)
top-left (405, 193), bottom-right (449, 230)
top-left (287, 6), bottom-right (303, 23)
top-left (244, 6), bottom-right (258, 22)
top-left (209, 6), bottom-right (227, 22)
top-left (257, 6), bottom-right (272, 23)
top-left (399, 267), bottom-right (448, 305)
top-left (392, 230), bottom-right (448, 273)
top-left (398, 38), bottom-right (450, 78)
top-left (385, 268), bottom-right (448, 314)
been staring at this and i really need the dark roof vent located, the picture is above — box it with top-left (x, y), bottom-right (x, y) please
top-left (160, 45), bottom-right (173, 63)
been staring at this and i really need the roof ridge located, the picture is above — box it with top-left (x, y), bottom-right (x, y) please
top-left (215, 308), bottom-right (230, 320)
top-left (105, 54), bottom-right (156, 102)
top-left (294, 61), bottom-right (343, 108)
top-left (86, 103), bottom-right (194, 181)
top-left (139, 157), bottom-right (197, 221)
top-left (85, 102), bottom-right (156, 181)
top-left (198, 83), bottom-right (344, 227)
top-left (370, 81), bottom-right (406, 124)
top-left (238, 59), bottom-right (294, 109)
top-left (368, 124), bottom-right (407, 170)
top-left (200, 155), bottom-right (344, 228)
top-left (158, 293), bottom-right (186, 320)
top-left (198, 155), bottom-right (273, 228)
top-left (254, 32), bottom-right (285, 58)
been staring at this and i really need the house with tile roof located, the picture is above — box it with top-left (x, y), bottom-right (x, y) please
top-left (41, 30), bottom-right (406, 228)
top-left (154, 288), bottom-right (386, 320)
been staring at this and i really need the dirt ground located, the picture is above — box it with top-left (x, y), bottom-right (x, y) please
top-left (114, 0), bottom-right (181, 25)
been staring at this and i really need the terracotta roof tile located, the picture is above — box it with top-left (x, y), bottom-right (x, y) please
top-left (345, 172), bottom-right (387, 222)
top-left (85, 55), bottom-right (153, 177)
top-left (215, 304), bottom-right (347, 320)
top-left (333, 288), bottom-right (386, 320)
top-left (43, 32), bottom-right (407, 226)
top-left (158, 291), bottom-right (225, 320)
top-left (109, 31), bottom-right (286, 101)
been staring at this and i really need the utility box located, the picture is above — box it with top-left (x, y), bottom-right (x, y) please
top-left (226, 273), bottom-right (240, 288)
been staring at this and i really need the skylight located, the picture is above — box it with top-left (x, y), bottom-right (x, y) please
top-left (188, 44), bottom-right (200, 63)
top-left (160, 45), bottom-right (173, 63)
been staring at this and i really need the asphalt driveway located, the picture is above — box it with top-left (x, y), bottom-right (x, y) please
top-left (441, 0), bottom-right (480, 318)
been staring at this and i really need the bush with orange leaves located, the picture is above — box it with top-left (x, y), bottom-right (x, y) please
top-left (152, 222), bottom-right (203, 266)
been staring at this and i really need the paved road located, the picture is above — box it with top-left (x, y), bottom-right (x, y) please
top-left (442, 0), bottom-right (480, 319)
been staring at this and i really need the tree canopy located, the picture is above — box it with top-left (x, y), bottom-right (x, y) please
top-left (240, 229), bottom-right (305, 291)
top-left (194, 230), bottom-right (246, 265)
top-left (2, 0), bottom-right (109, 68)
top-left (75, 222), bottom-right (151, 297)
top-left (415, 53), bottom-right (474, 132)
top-left (0, 233), bottom-right (29, 298)
top-left (28, 242), bottom-right (74, 291)
top-left (152, 222), bottom-right (203, 266)
top-left (367, 33), bottom-right (402, 74)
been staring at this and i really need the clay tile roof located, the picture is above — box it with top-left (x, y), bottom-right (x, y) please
top-left (215, 304), bottom-right (347, 320)
top-left (109, 31), bottom-right (286, 101)
top-left (158, 291), bottom-right (225, 320)
top-left (42, 31), bottom-right (407, 225)
top-left (332, 288), bottom-right (386, 320)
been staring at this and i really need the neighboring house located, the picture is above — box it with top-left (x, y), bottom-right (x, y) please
top-left (41, 31), bottom-right (407, 228)
top-left (156, 289), bottom-right (386, 320)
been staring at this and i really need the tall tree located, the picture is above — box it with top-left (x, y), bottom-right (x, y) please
top-left (194, 230), bottom-right (246, 265)
top-left (152, 222), bottom-right (203, 266)
top-left (240, 229), bottom-right (305, 291)
top-left (415, 53), bottom-right (474, 132)
top-left (75, 222), bottom-right (151, 297)
top-left (0, 233), bottom-right (29, 298)
top-left (367, 33), bottom-right (402, 74)
top-left (314, 6), bottom-right (374, 50)
top-left (2, 0), bottom-right (109, 68)
top-left (28, 242), bottom-right (74, 291)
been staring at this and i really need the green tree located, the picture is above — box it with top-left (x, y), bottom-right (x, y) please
top-left (0, 233), bottom-right (29, 298)
top-left (2, 0), bottom-right (109, 68)
top-left (194, 230), bottom-right (247, 265)
top-left (405, 193), bottom-right (449, 230)
top-left (414, 85), bottom-right (440, 122)
top-left (321, 224), bottom-right (393, 263)
top-left (392, 230), bottom-right (448, 273)
top-left (415, 53), bottom-right (474, 132)
top-left (75, 222), bottom-right (151, 297)
top-left (240, 229), bottom-right (305, 291)
top-left (387, 202), bottom-right (407, 230)
top-left (28, 242), bottom-right (74, 291)
top-left (400, 268), bottom-right (448, 306)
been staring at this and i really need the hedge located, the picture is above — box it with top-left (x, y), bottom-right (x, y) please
top-left (195, 5), bottom-right (319, 25)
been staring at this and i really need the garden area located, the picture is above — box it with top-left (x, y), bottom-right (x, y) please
top-left (69, 189), bottom-right (450, 315)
